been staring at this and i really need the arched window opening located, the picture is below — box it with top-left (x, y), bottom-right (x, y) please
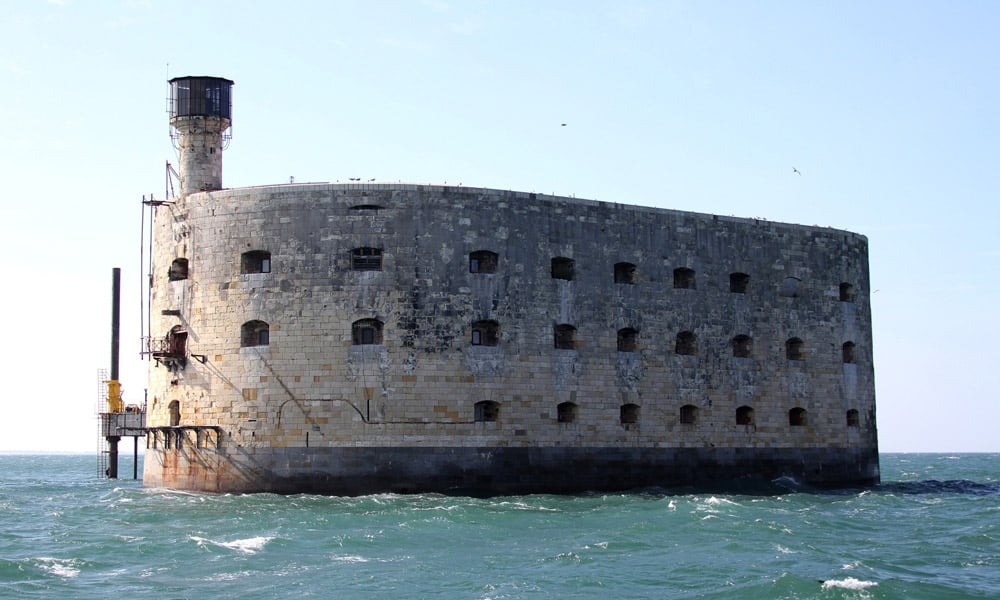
top-left (843, 341), bottom-right (856, 364)
top-left (241, 320), bottom-right (269, 347)
top-left (673, 267), bottom-right (696, 289)
top-left (168, 258), bottom-right (189, 281)
top-left (789, 407), bottom-right (807, 426)
top-left (679, 404), bottom-right (698, 425)
top-left (736, 405), bottom-right (754, 426)
top-left (469, 250), bottom-right (498, 274)
top-left (620, 403), bottom-right (640, 426)
top-left (166, 325), bottom-right (187, 357)
top-left (617, 328), bottom-right (638, 352)
top-left (614, 262), bottom-right (637, 284)
top-left (554, 324), bottom-right (576, 350)
top-left (676, 331), bottom-right (697, 355)
top-left (168, 400), bottom-right (181, 427)
top-left (846, 409), bottom-right (860, 427)
top-left (471, 320), bottom-right (499, 346)
top-left (730, 272), bottom-right (750, 293)
top-left (352, 319), bottom-right (384, 345)
top-left (551, 257), bottom-right (575, 281)
top-left (557, 402), bottom-right (578, 423)
top-left (351, 247), bottom-right (383, 271)
top-left (474, 400), bottom-right (499, 422)
top-left (780, 276), bottom-right (802, 298)
top-left (786, 337), bottom-right (804, 361)
top-left (840, 282), bottom-right (856, 302)
top-left (241, 250), bottom-right (271, 274)
top-left (732, 334), bottom-right (752, 358)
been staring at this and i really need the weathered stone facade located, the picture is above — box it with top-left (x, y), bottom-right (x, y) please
top-left (142, 183), bottom-right (879, 494)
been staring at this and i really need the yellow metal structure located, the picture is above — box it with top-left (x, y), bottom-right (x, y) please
top-left (106, 379), bottom-right (124, 413)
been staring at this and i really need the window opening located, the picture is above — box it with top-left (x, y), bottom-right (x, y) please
top-left (167, 325), bottom-right (187, 356)
top-left (736, 405), bottom-right (754, 425)
top-left (168, 400), bottom-right (181, 427)
top-left (554, 324), bottom-right (576, 350)
top-left (613, 262), bottom-right (637, 284)
top-left (474, 400), bottom-right (499, 422)
top-left (551, 257), bottom-right (575, 281)
top-left (617, 328), bottom-right (638, 352)
top-left (471, 320), bottom-right (499, 346)
top-left (169, 258), bottom-right (189, 281)
top-left (241, 250), bottom-right (271, 274)
top-left (557, 402), bottom-right (578, 423)
top-left (352, 247), bottom-right (383, 271)
top-left (730, 272), bottom-right (750, 293)
top-left (843, 341), bottom-right (856, 364)
top-left (679, 404), bottom-right (698, 425)
top-left (620, 403), bottom-right (640, 425)
top-left (675, 331), bottom-right (697, 355)
top-left (673, 267), bottom-right (696, 289)
top-left (840, 283), bottom-right (856, 302)
top-left (241, 320), bottom-right (270, 347)
top-left (846, 409), bottom-right (860, 427)
top-left (789, 407), bottom-right (807, 426)
top-left (469, 250), bottom-right (498, 273)
top-left (732, 334), bottom-right (752, 358)
top-left (352, 319), bottom-right (384, 345)
top-left (780, 276), bottom-right (802, 298)
top-left (786, 337), bottom-right (804, 361)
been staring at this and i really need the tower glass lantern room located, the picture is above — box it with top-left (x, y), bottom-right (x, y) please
top-left (169, 76), bottom-right (233, 121)
top-left (168, 76), bottom-right (233, 196)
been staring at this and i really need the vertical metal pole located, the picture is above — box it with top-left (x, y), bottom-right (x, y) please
top-left (107, 268), bottom-right (122, 479)
top-left (133, 436), bottom-right (139, 480)
top-left (111, 268), bottom-right (121, 381)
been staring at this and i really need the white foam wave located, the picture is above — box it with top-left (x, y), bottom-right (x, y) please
top-left (36, 557), bottom-right (80, 578)
top-left (822, 577), bottom-right (878, 590)
top-left (190, 535), bottom-right (273, 555)
top-left (330, 554), bottom-right (369, 563)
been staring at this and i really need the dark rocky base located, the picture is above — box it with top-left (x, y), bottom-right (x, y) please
top-left (144, 445), bottom-right (880, 496)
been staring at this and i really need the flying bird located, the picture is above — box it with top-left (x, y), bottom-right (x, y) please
top-left (792, 167), bottom-right (801, 175)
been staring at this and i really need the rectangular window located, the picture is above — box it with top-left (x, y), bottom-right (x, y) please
top-left (352, 248), bottom-right (383, 271)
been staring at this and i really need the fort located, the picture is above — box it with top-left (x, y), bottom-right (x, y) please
top-left (140, 76), bottom-right (879, 494)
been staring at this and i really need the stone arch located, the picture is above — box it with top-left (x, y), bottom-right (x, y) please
top-left (620, 403), bottom-right (640, 425)
top-left (617, 327), bottom-right (638, 352)
top-left (676, 331), bottom-right (697, 355)
top-left (352, 319), bottom-right (384, 345)
top-left (241, 320), bottom-right (269, 347)
top-left (557, 402), bottom-right (578, 423)
top-left (673, 267), bottom-right (696, 289)
top-left (551, 257), bottom-right (575, 281)
top-left (471, 320), bottom-right (499, 346)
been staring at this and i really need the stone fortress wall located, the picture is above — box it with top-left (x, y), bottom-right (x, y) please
top-left (143, 182), bottom-right (877, 493)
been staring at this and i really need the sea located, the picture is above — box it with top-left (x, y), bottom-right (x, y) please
top-left (0, 453), bottom-right (997, 599)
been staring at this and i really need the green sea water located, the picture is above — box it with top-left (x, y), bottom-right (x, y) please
top-left (0, 453), bottom-right (997, 599)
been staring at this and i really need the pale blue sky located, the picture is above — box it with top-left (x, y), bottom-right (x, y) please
top-left (1, 1), bottom-right (997, 452)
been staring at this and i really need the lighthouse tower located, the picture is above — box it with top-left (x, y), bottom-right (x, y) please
top-left (168, 76), bottom-right (233, 196)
